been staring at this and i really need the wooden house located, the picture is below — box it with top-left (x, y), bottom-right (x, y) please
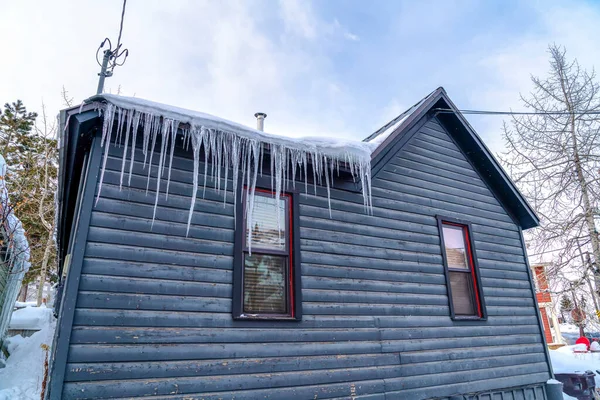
top-left (48, 87), bottom-right (556, 399)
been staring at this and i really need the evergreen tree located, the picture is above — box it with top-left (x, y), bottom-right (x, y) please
top-left (560, 295), bottom-right (574, 319)
top-left (0, 100), bottom-right (38, 166)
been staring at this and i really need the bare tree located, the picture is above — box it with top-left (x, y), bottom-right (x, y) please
top-left (500, 44), bottom-right (600, 318)
top-left (33, 103), bottom-right (58, 306)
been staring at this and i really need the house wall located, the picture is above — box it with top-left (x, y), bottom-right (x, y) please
top-left (56, 116), bottom-right (551, 399)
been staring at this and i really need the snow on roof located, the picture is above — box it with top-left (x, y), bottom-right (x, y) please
top-left (85, 94), bottom-right (374, 248)
top-left (87, 94), bottom-right (374, 159)
top-left (363, 88), bottom-right (438, 146)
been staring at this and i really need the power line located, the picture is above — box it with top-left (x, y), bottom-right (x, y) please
top-left (433, 108), bottom-right (600, 116)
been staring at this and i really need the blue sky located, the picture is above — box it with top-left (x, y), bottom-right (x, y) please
top-left (1, 0), bottom-right (600, 152)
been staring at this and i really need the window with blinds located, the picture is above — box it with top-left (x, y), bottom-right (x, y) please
top-left (240, 191), bottom-right (293, 317)
top-left (438, 218), bottom-right (486, 320)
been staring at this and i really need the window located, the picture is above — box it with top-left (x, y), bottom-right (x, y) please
top-left (232, 189), bottom-right (302, 320)
top-left (437, 217), bottom-right (486, 320)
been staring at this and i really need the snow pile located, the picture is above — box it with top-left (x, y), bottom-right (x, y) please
top-left (87, 94), bottom-right (373, 249)
top-left (14, 301), bottom-right (37, 309)
top-left (0, 310), bottom-right (55, 400)
top-left (547, 379), bottom-right (578, 400)
top-left (0, 154), bottom-right (31, 343)
top-left (560, 324), bottom-right (580, 334)
top-left (8, 304), bottom-right (53, 330)
top-left (573, 343), bottom-right (589, 352)
top-left (550, 345), bottom-right (600, 387)
top-left (592, 342), bottom-right (600, 351)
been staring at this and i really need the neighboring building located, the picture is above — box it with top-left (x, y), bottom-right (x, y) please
top-left (0, 154), bottom-right (31, 356)
top-left (48, 88), bottom-right (555, 399)
top-left (531, 264), bottom-right (563, 344)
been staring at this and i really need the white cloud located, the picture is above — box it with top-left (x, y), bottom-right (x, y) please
top-left (0, 0), bottom-right (361, 141)
top-left (279, 0), bottom-right (318, 39)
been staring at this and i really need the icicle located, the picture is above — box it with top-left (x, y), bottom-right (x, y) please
top-left (202, 128), bottom-right (209, 198)
top-left (119, 110), bottom-right (133, 189)
top-left (231, 136), bottom-right (240, 223)
top-left (115, 110), bottom-right (124, 147)
top-left (146, 117), bottom-right (160, 193)
top-left (165, 120), bottom-right (179, 199)
top-left (323, 157), bottom-right (331, 218)
top-left (141, 114), bottom-right (153, 167)
top-left (222, 137), bottom-right (230, 207)
top-left (97, 103), bottom-right (116, 204)
top-left (187, 132), bottom-right (201, 235)
top-left (245, 140), bottom-right (260, 254)
top-left (152, 120), bottom-right (170, 225)
top-left (92, 98), bottom-right (374, 251)
top-left (128, 111), bottom-right (141, 186)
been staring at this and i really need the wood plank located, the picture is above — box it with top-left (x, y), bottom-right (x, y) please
top-left (303, 302), bottom-right (450, 316)
top-left (67, 341), bottom-right (385, 363)
top-left (63, 376), bottom-right (391, 400)
top-left (385, 373), bottom-right (549, 400)
top-left (69, 327), bottom-right (381, 345)
top-left (87, 226), bottom-right (234, 256)
top-left (65, 353), bottom-right (397, 382)
top-left (373, 175), bottom-right (508, 215)
top-left (376, 169), bottom-right (501, 207)
top-left (82, 258), bottom-right (233, 284)
top-left (90, 212), bottom-right (234, 243)
top-left (84, 243), bottom-right (234, 270)
top-left (410, 136), bottom-right (467, 160)
top-left (400, 343), bottom-right (545, 363)
top-left (93, 197), bottom-right (234, 231)
top-left (78, 274), bottom-right (232, 298)
top-left (302, 251), bottom-right (442, 274)
top-left (301, 264), bottom-right (446, 285)
top-left (386, 158), bottom-right (488, 192)
top-left (73, 309), bottom-right (378, 329)
top-left (302, 276), bottom-right (447, 295)
top-left (76, 291), bottom-right (231, 313)
top-left (384, 363), bottom-right (549, 391)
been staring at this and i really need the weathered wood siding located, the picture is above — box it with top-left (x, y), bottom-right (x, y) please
top-left (60, 117), bottom-right (550, 399)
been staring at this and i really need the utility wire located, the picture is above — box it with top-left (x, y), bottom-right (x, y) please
top-left (433, 108), bottom-right (600, 116)
top-left (112, 0), bottom-right (128, 72)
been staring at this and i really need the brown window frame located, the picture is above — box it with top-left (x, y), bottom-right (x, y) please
top-left (232, 187), bottom-right (302, 321)
top-left (437, 216), bottom-right (487, 320)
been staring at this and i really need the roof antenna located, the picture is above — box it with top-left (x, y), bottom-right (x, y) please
top-left (96, 0), bottom-right (129, 95)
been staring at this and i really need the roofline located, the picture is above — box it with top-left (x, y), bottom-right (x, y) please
top-left (369, 87), bottom-right (445, 161)
top-left (436, 92), bottom-right (540, 228)
top-left (369, 87), bottom-right (540, 230)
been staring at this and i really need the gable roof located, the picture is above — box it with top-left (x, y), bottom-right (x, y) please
top-left (365, 87), bottom-right (540, 230)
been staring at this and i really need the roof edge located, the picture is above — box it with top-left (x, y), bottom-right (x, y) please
top-left (369, 87), bottom-right (539, 230)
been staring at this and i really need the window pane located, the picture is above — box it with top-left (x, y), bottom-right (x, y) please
top-left (442, 225), bottom-right (469, 270)
top-left (449, 271), bottom-right (476, 315)
top-left (246, 194), bottom-right (287, 250)
top-left (243, 254), bottom-right (287, 314)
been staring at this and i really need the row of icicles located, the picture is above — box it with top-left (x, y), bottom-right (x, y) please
top-left (97, 103), bottom-right (373, 251)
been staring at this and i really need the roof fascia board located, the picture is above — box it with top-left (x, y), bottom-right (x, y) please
top-left (434, 93), bottom-right (539, 228)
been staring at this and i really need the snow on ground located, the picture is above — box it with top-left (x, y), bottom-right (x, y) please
top-left (8, 304), bottom-right (53, 330)
top-left (550, 344), bottom-right (600, 390)
top-left (0, 305), bottom-right (56, 400)
top-left (560, 323), bottom-right (581, 334)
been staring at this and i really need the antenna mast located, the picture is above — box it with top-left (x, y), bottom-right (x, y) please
top-left (96, 0), bottom-right (129, 94)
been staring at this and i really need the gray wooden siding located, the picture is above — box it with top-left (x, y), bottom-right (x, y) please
top-left (61, 117), bottom-right (550, 399)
